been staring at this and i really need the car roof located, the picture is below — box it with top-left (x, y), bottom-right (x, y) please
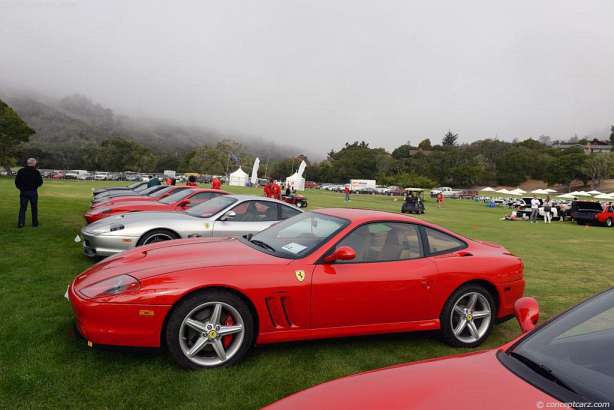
top-left (225, 194), bottom-right (289, 203)
top-left (314, 208), bottom-right (421, 223)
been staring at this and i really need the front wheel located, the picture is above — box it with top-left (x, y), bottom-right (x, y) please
top-left (137, 229), bottom-right (179, 246)
top-left (440, 284), bottom-right (495, 347)
top-left (165, 290), bottom-right (255, 369)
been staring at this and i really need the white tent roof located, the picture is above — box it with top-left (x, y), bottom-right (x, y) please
top-left (587, 190), bottom-right (603, 195)
top-left (480, 187), bottom-right (496, 192)
top-left (531, 189), bottom-right (548, 194)
top-left (570, 191), bottom-right (591, 197)
top-left (544, 188), bottom-right (558, 193)
top-left (286, 172), bottom-right (305, 181)
top-left (594, 193), bottom-right (613, 200)
top-left (557, 193), bottom-right (575, 199)
top-left (496, 189), bottom-right (511, 194)
top-left (512, 188), bottom-right (526, 194)
top-left (229, 167), bottom-right (249, 177)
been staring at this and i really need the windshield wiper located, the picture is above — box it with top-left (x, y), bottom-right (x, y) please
top-left (509, 352), bottom-right (577, 393)
top-left (250, 239), bottom-right (276, 253)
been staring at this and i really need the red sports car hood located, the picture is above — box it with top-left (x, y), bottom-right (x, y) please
top-left (266, 349), bottom-right (559, 410)
top-left (73, 237), bottom-right (289, 290)
top-left (88, 200), bottom-right (172, 214)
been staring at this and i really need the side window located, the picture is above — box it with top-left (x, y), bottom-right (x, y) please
top-left (280, 205), bottom-right (301, 220)
top-left (230, 201), bottom-right (278, 222)
top-left (335, 222), bottom-right (423, 263)
top-left (188, 192), bottom-right (219, 207)
top-left (424, 228), bottom-right (465, 254)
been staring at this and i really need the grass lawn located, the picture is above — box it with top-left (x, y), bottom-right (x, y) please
top-left (1, 178), bottom-right (613, 409)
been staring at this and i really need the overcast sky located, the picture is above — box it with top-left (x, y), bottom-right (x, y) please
top-left (2, 0), bottom-right (614, 155)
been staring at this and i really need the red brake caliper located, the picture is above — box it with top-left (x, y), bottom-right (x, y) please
top-left (222, 315), bottom-right (234, 348)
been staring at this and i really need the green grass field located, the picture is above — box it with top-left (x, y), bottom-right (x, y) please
top-left (1, 178), bottom-right (613, 409)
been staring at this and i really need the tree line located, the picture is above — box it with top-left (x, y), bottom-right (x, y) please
top-left (2, 97), bottom-right (614, 189)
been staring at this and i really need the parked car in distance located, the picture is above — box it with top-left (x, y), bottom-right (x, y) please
top-left (575, 202), bottom-right (614, 227)
top-left (94, 172), bottom-right (110, 181)
top-left (79, 195), bottom-right (301, 257)
top-left (69, 208), bottom-right (524, 369)
top-left (92, 181), bottom-right (149, 199)
top-left (571, 201), bottom-right (605, 224)
top-left (91, 186), bottom-right (190, 209)
top-left (430, 186), bottom-right (462, 198)
top-left (91, 184), bottom-right (168, 205)
top-left (266, 289), bottom-right (614, 409)
top-left (85, 188), bottom-right (228, 223)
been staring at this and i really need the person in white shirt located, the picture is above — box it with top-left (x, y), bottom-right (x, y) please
top-left (530, 197), bottom-right (540, 223)
top-left (542, 196), bottom-right (553, 224)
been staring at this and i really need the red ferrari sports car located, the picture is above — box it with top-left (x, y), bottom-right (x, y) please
top-left (267, 290), bottom-right (614, 409)
top-left (84, 188), bottom-right (229, 223)
top-left (68, 208), bottom-right (524, 369)
top-left (90, 185), bottom-right (190, 209)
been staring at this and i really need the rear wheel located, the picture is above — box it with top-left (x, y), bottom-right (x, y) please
top-left (165, 290), bottom-right (255, 369)
top-left (440, 284), bottom-right (495, 347)
top-left (137, 229), bottom-right (179, 246)
top-left (606, 218), bottom-right (612, 227)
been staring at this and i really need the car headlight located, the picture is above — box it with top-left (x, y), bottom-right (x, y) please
top-left (80, 274), bottom-right (140, 298)
top-left (110, 224), bottom-right (125, 232)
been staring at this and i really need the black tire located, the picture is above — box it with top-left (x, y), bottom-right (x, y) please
top-left (165, 290), bottom-right (255, 369)
top-left (606, 218), bottom-right (612, 228)
top-left (440, 284), bottom-right (496, 348)
top-left (137, 229), bottom-right (179, 246)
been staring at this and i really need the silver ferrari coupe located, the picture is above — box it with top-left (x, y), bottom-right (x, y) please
top-left (80, 195), bottom-right (303, 257)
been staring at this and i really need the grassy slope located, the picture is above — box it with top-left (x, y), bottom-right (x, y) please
top-left (0, 178), bottom-right (613, 409)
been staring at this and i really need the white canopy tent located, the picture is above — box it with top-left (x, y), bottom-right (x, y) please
top-left (531, 189), bottom-right (548, 194)
top-left (587, 190), bottom-right (603, 195)
top-left (496, 188), bottom-right (511, 194)
top-left (480, 187), bottom-right (496, 192)
top-left (570, 191), bottom-right (591, 197)
top-left (594, 193), bottom-right (614, 200)
top-left (510, 188), bottom-right (525, 195)
top-left (544, 189), bottom-right (558, 193)
top-left (557, 193), bottom-right (575, 199)
top-left (285, 172), bottom-right (305, 191)
top-left (228, 167), bottom-right (250, 186)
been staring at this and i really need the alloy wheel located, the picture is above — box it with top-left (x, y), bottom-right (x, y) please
top-left (178, 301), bottom-right (245, 367)
top-left (449, 292), bottom-right (492, 344)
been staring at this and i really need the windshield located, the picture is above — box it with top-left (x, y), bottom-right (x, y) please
top-left (245, 212), bottom-right (349, 259)
top-left (159, 189), bottom-right (193, 204)
top-left (149, 186), bottom-right (174, 198)
top-left (134, 184), bottom-right (148, 192)
top-left (128, 181), bottom-right (141, 189)
top-left (510, 289), bottom-right (614, 403)
top-left (140, 186), bottom-right (163, 195)
top-left (186, 196), bottom-right (237, 217)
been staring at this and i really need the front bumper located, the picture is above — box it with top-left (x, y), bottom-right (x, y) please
top-left (68, 282), bottom-right (171, 347)
top-left (80, 229), bottom-right (138, 258)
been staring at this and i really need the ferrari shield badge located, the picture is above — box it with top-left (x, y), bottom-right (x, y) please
top-left (295, 270), bottom-right (306, 282)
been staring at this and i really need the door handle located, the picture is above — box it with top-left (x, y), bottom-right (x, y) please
top-left (455, 251), bottom-right (473, 257)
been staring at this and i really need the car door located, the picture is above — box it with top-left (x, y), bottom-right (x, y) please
top-left (310, 222), bottom-right (437, 329)
top-left (212, 200), bottom-right (280, 237)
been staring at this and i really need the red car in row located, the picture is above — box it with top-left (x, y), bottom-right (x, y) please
top-left (84, 188), bottom-right (229, 223)
top-left (90, 185), bottom-right (189, 209)
top-left (68, 208), bottom-right (525, 369)
top-left (268, 290), bottom-right (614, 409)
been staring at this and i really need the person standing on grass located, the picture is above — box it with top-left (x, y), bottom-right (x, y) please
top-left (530, 196), bottom-right (540, 223)
top-left (15, 157), bottom-right (43, 228)
top-left (344, 185), bottom-right (351, 202)
top-left (186, 175), bottom-right (198, 187)
top-left (436, 192), bottom-right (444, 208)
top-left (543, 196), bottom-right (553, 224)
top-left (211, 176), bottom-right (221, 190)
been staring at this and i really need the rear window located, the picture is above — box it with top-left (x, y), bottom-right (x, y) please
top-left (424, 227), bottom-right (466, 255)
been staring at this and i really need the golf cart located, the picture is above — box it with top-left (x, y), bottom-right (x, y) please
top-left (401, 188), bottom-right (425, 214)
top-left (282, 193), bottom-right (308, 208)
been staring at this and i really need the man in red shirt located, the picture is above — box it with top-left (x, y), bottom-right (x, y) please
top-left (263, 179), bottom-right (273, 197)
top-left (211, 177), bottom-right (221, 190)
top-left (271, 181), bottom-right (281, 200)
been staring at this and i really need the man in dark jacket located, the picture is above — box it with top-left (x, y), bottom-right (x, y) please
top-left (15, 158), bottom-right (43, 228)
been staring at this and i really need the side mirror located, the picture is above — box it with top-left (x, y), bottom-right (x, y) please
top-left (177, 199), bottom-right (191, 208)
top-left (221, 210), bottom-right (237, 221)
top-left (324, 246), bottom-right (356, 263)
top-left (514, 297), bottom-right (539, 333)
